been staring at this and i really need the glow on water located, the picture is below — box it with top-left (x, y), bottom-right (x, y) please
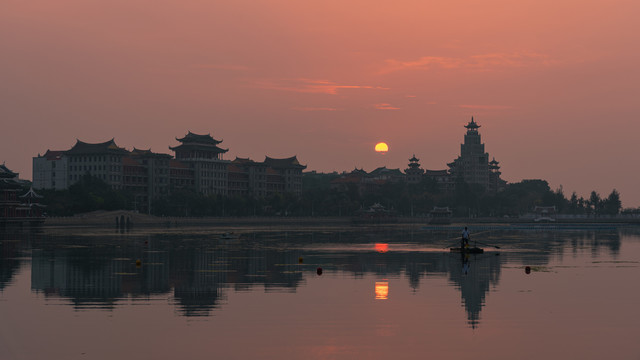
top-left (1, 228), bottom-right (639, 360)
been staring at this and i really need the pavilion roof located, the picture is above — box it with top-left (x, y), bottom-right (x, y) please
top-left (264, 156), bottom-right (306, 169)
top-left (464, 116), bottom-right (481, 130)
top-left (0, 164), bottom-right (18, 179)
top-left (43, 150), bottom-right (65, 160)
top-left (130, 148), bottom-right (172, 158)
top-left (20, 187), bottom-right (43, 199)
top-left (175, 131), bottom-right (223, 145)
top-left (65, 139), bottom-right (128, 155)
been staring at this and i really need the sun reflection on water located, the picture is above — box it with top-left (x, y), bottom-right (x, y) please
top-left (375, 281), bottom-right (389, 300)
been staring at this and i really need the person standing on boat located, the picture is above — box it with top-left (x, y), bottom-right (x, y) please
top-left (461, 227), bottom-right (470, 249)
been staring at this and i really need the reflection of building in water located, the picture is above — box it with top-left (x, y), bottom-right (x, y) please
top-left (446, 253), bottom-right (502, 329)
top-left (0, 234), bottom-right (24, 291)
top-left (171, 247), bottom-right (227, 317)
top-left (25, 229), bottom-right (624, 322)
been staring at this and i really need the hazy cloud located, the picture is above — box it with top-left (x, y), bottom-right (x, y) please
top-left (379, 52), bottom-right (555, 74)
top-left (250, 78), bottom-right (389, 95)
top-left (374, 103), bottom-right (400, 110)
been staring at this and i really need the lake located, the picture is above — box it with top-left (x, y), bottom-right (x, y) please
top-left (1, 225), bottom-right (639, 359)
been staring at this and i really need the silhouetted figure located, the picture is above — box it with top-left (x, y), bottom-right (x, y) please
top-left (461, 227), bottom-right (470, 249)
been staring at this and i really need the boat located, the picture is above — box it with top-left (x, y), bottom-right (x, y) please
top-left (218, 232), bottom-right (240, 240)
top-left (449, 247), bottom-right (484, 254)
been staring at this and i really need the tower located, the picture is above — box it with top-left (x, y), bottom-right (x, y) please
top-left (170, 132), bottom-right (230, 195)
top-left (447, 117), bottom-right (503, 192)
top-left (405, 154), bottom-right (424, 183)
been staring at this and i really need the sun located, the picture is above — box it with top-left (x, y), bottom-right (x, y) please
top-left (374, 142), bottom-right (389, 153)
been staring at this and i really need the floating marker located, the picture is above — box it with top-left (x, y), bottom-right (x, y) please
top-left (525, 266), bottom-right (531, 274)
top-left (136, 259), bottom-right (142, 267)
top-left (298, 257), bottom-right (303, 264)
top-left (316, 267), bottom-right (322, 275)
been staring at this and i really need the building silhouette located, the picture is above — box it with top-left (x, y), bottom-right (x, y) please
top-left (32, 131), bottom-right (306, 211)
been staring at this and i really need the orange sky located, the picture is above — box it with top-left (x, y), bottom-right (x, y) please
top-left (2, 0), bottom-right (639, 205)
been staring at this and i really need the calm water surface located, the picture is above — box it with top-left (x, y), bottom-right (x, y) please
top-left (1, 226), bottom-right (640, 360)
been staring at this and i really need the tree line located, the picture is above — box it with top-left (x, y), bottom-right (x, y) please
top-left (37, 173), bottom-right (626, 217)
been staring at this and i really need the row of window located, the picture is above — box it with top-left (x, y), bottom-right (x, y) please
top-left (69, 155), bottom-right (120, 163)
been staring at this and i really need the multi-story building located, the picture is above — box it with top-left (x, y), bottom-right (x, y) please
top-left (228, 157), bottom-right (268, 198)
top-left (32, 150), bottom-right (68, 190)
top-left (169, 132), bottom-right (230, 196)
top-left (32, 131), bottom-right (306, 202)
top-left (263, 156), bottom-right (306, 196)
top-left (64, 139), bottom-right (130, 189)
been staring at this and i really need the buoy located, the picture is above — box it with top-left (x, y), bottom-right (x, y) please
top-left (298, 257), bottom-right (303, 264)
top-left (525, 266), bottom-right (531, 274)
top-left (136, 259), bottom-right (142, 267)
top-left (316, 267), bottom-right (322, 275)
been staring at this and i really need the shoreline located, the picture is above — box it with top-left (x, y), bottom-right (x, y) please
top-left (37, 210), bottom-right (640, 228)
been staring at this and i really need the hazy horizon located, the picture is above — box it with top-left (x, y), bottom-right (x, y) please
top-left (2, 0), bottom-right (638, 206)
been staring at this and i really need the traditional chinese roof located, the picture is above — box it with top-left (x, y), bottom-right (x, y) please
top-left (170, 132), bottom-right (229, 153)
top-left (20, 187), bottom-right (43, 199)
top-left (0, 163), bottom-right (18, 179)
top-left (425, 169), bottom-right (449, 176)
top-left (370, 166), bottom-right (403, 177)
top-left (0, 178), bottom-right (22, 190)
top-left (464, 117), bottom-right (481, 130)
top-left (409, 154), bottom-right (419, 162)
top-left (489, 157), bottom-right (499, 165)
top-left (41, 150), bottom-right (65, 160)
top-left (130, 148), bottom-right (172, 158)
top-left (227, 164), bottom-right (243, 173)
top-left (175, 131), bottom-right (223, 145)
top-left (65, 139), bottom-right (128, 155)
top-left (263, 156), bottom-right (307, 169)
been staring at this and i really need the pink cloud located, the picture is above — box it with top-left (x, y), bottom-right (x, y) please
top-left (379, 51), bottom-right (555, 74)
top-left (249, 78), bottom-right (389, 95)
top-left (374, 103), bottom-right (400, 110)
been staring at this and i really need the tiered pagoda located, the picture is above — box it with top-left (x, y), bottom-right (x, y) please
top-left (447, 117), bottom-right (505, 192)
top-left (170, 132), bottom-right (230, 195)
top-left (405, 155), bottom-right (424, 183)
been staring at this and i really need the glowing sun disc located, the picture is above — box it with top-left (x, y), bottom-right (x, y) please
top-left (375, 142), bottom-right (389, 152)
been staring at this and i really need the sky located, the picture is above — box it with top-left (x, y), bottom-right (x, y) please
top-left (1, 0), bottom-right (639, 206)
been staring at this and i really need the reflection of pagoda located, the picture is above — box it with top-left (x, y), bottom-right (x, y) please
top-left (446, 253), bottom-right (502, 329)
top-left (447, 117), bottom-right (506, 193)
top-left (405, 155), bottom-right (424, 184)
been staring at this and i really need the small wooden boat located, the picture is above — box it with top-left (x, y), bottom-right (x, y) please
top-left (449, 247), bottom-right (484, 254)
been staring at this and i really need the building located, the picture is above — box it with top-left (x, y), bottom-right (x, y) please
top-left (32, 131), bottom-right (306, 202)
top-left (446, 117), bottom-right (505, 192)
top-left (405, 155), bottom-right (424, 184)
top-left (64, 139), bottom-right (130, 189)
top-left (228, 157), bottom-right (268, 198)
top-left (169, 132), bottom-right (230, 196)
top-left (1, 164), bottom-right (45, 226)
top-left (32, 150), bottom-right (68, 190)
top-left (263, 156), bottom-right (306, 196)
